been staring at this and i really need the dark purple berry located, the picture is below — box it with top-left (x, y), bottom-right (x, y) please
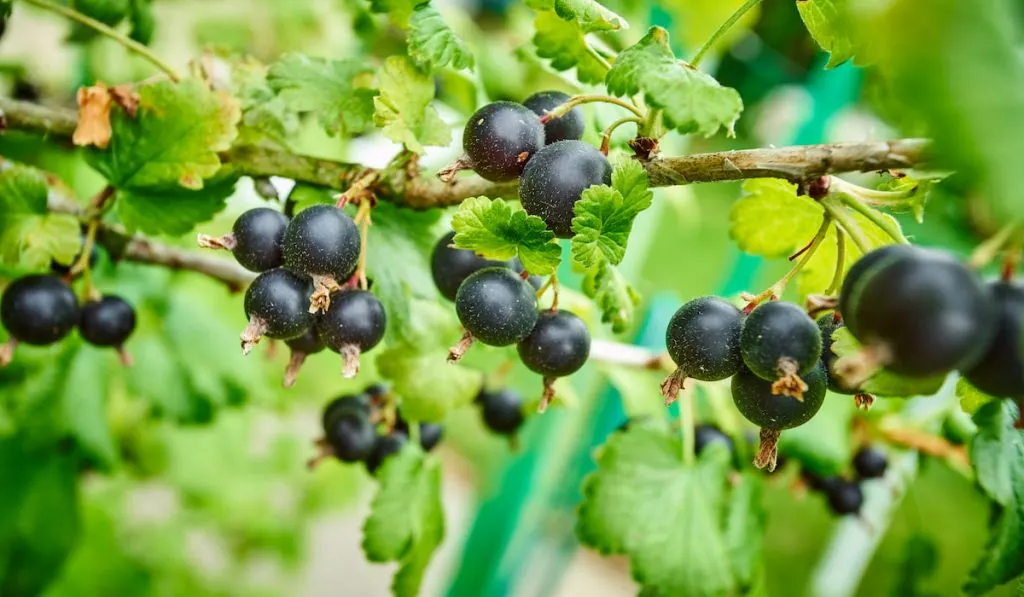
top-left (325, 413), bottom-right (376, 462)
top-left (839, 244), bottom-right (918, 336)
top-left (431, 231), bottom-right (516, 302)
top-left (666, 296), bottom-right (744, 381)
top-left (321, 394), bottom-right (371, 432)
top-left (825, 478), bottom-right (864, 516)
top-left (519, 140), bottom-right (612, 238)
top-left (455, 267), bottom-right (538, 346)
top-left (479, 388), bottom-right (525, 434)
top-left (741, 301), bottom-right (822, 381)
top-left (731, 362), bottom-right (826, 429)
top-left (963, 281), bottom-right (1024, 398)
top-left (523, 90), bottom-right (584, 144)
top-left (318, 290), bottom-right (387, 353)
top-left (852, 446), bottom-right (888, 479)
top-left (79, 295), bottom-right (136, 347)
top-left (694, 424), bottom-right (733, 455)
top-left (517, 309), bottom-right (590, 377)
top-left (285, 328), bottom-right (327, 355)
top-left (231, 207), bottom-right (289, 272)
top-left (282, 205), bottom-right (360, 279)
top-left (463, 101), bottom-right (545, 182)
top-left (243, 268), bottom-right (314, 340)
top-left (1, 275), bottom-right (78, 345)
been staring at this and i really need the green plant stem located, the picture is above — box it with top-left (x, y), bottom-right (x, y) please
top-left (690, 0), bottom-right (763, 67)
top-left (834, 181), bottom-right (910, 245)
top-left (638, 108), bottom-right (661, 138)
top-left (969, 221), bottom-right (1023, 269)
top-left (769, 216), bottom-right (832, 296)
top-left (583, 43), bottom-right (612, 74)
top-left (825, 228), bottom-right (847, 295)
top-left (821, 195), bottom-right (873, 254)
top-left (679, 388), bottom-right (695, 466)
top-left (544, 95), bottom-right (644, 121)
top-left (599, 116), bottom-right (642, 154)
top-left (22, 0), bottom-right (181, 82)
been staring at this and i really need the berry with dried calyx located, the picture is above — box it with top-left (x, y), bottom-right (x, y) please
top-left (661, 296), bottom-right (744, 404)
top-left (740, 301), bottom-right (822, 400)
top-left (318, 289), bottom-right (386, 378)
top-left (451, 267), bottom-right (538, 361)
top-left (240, 268), bottom-right (314, 355)
top-left (517, 309), bottom-right (590, 411)
top-left (282, 328), bottom-right (327, 387)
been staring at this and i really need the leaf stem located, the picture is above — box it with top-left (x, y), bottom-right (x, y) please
top-left (825, 228), bottom-right (847, 295)
top-left (599, 116), bottom-right (642, 155)
top-left (832, 178), bottom-right (910, 245)
top-left (541, 95), bottom-right (644, 123)
top-left (583, 42), bottom-right (612, 74)
top-left (690, 0), bottom-right (763, 67)
top-left (22, 0), bottom-right (181, 82)
top-left (758, 216), bottom-right (832, 300)
top-left (679, 387), bottom-right (695, 466)
top-left (821, 195), bottom-right (873, 254)
top-left (969, 221), bottom-right (1023, 269)
top-left (638, 108), bottom-right (661, 138)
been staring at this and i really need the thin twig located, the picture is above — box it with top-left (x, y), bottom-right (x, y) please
top-left (690, 0), bottom-right (764, 67)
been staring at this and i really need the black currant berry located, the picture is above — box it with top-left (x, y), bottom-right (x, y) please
top-left (79, 295), bottom-right (136, 348)
top-left (824, 478), bottom-right (864, 516)
top-left (1, 275), bottom-right (78, 345)
top-left (431, 231), bottom-right (516, 302)
top-left (419, 423), bottom-right (443, 451)
top-left (523, 90), bottom-right (584, 144)
top-left (963, 281), bottom-right (1024, 398)
top-left (321, 394), bottom-right (372, 432)
top-left (519, 140), bottom-right (612, 238)
top-left (231, 207), bottom-right (289, 272)
top-left (462, 101), bottom-right (545, 182)
top-left (478, 388), bottom-right (525, 434)
top-left (517, 309), bottom-right (591, 377)
top-left (363, 383), bottom-right (389, 401)
top-left (282, 204), bottom-right (360, 279)
top-left (283, 328), bottom-right (328, 387)
top-left (740, 301), bottom-right (822, 399)
top-left (241, 268), bottom-right (314, 353)
top-left (366, 431), bottom-right (409, 474)
top-left (325, 412), bottom-right (376, 462)
top-left (694, 424), bottom-right (733, 455)
top-left (662, 296), bottom-right (744, 402)
top-left (731, 362), bottom-right (827, 430)
top-left (846, 247), bottom-right (995, 376)
top-left (839, 244), bottom-right (918, 336)
top-left (852, 446), bottom-right (888, 480)
top-left (454, 267), bottom-right (538, 347)
top-left (817, 315), bottom-right (858, 395)
top-left (318, 289), bottom-right (387, 377)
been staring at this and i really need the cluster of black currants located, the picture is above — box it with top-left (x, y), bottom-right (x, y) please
top-left (0, 273), bottom-right (136, 364)
top-left (199, 205), bottom-right (385, 384)
top-left (662, 295), bottom-right (826, 470)
top-left (314, 384), bottom-right (443, 474)
top-left (802, 446), bottom-right (888, 517)
top-left (837, 245), bottom-right (1023, 400)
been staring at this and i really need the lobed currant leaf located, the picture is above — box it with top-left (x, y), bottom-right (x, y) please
top-left (0, 165), bottom-right (80, 269)
top-left (451, 197), bottom-right (561, 276)
top-left (376, 343), bottom-right (483, 422)
top-left (267, 54), bottom-right (376, 137)
top-left (571, 159), bottom-right (654, 268)
top-left (525, 0), bottom-right (627, 33)
top-left (115, 176), bottom-right (238, 236)
top-left (373, 56), bottom-right (451, 153)
top-left (532, 12), bottom-right (607, 84)
top-left (408, 5), bottom-right (474, 72)
top-left (970, 400), bottom-right (1022, 507)
top-left (583, 259), bottom-right (639, 334)
top-left (232, 58), bottom-right (301, 148)
top-left (796, 0), bottom-right (859, 68)
top-left (605, 27), bottom-right (742, 137)
top-left (729, 179), bottom-right (822, 258)
top-left (830, 327), bottom-right (947, 397)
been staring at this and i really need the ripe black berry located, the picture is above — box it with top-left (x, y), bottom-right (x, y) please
top-left (523, 90), bottom-right (584, 144)
top-left (431, 231), bottom-right (517, 301)
top-left (241, 268), bottom-right (314, 354)
top-left (478, 388), bottom-right (525, 434)
top-left (282, 204), bottom-right (360, 279)
top-left (845, 248), bottom-right (995, 376)
top-left (963, 281), bottom-right (1024, 398)
top-left (419, 423), bottom-right (444, 451)
top-left (1, 275), bottom-right (78, 345)
top-left (321, 394), bottom-right (371, 432)
top-left (824, 478), bottom-right (864, 516)
top-left (366, 431), bottom-right (409, 474)
top-left (731, 362), bottom-right (826, 430)
top-left (79, 295), bottom-right (136, 348)
top-left (517, 309), bottom-right (591, 377)
top-left (817, 315), bottom-right (857, 395)
top-left (317, 290), bottom-right (386, 377)
top-left (325, 412), bottom-right (376, 462)
top-left (519, 140), bottom-right (612, 238)
top-left (463, 101), bottom-right (545, 182)
top-left (230, 207), bottom-right (289, 272)
top-left (839, 244), bottom-right (917, 336)
top-left (694, 424), bottom-right (733, 455)
top-left (454, 267), bottom-right (538, 347)
top-left (852, 446), bottom-right (888, 479)
top-left (741, 301), bottom-right (822, 399)
top-left (662, 296), bottom-right (744, 401)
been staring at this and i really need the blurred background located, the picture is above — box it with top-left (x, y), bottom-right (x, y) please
top-left (0, 0), bottom-right (1014, 595)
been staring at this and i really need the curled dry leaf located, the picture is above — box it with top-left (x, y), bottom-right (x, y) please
top-left (72, 83), bottom-right (140, 149)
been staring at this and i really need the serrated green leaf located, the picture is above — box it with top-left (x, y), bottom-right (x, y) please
top-left (577, 425), bottom-right (736, 596)
top-left (526, 0), bottom-right (627, 32)
top-left (451, 197), bottom-right (561, 275)
top-left (373, 56), bottom-right (451, 153)
top-left (368, 0), bottom-right (421, 27)
top-left (408, 5), bottom-right (473, 72)
top-left (0, 165), bottom-right (80, 266)
top-left (725, 474), bottom-right (766, 590)
top-left (831, 327), bottom-right (947, 397)
top-left (267, 54), bottom-right (376, 137)
top-left (971, 400), bottom-right (1021, 507)
top-left (571, 160), bottom-right (653, 267)
top-left (958, 377), bottom-right (995, 415)
top-left (232, 59), bottom-right (300, 148)
top-left (583, 260), bottom-right (639, 334)
top-left (377, 344), bottom-right (483, 422)
top-left (532, 12), bottom-right (608, 84)
top-left (796, 0), bottom-right (858, 68)
top-left (115, 177), bottom-right (238, 236)
top-left (362, 447), bottom-right (444, 597)
top-left (88, 78), bottom-right (240, 191)
top-left (730, 179), bottom-right (822, 258)
top-left (606, 27), bottom-right (742, 137)
top-left (0, 165), bottom-right (48, 214)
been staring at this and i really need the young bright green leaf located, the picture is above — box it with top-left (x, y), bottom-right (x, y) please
top-left (373, 56), bottom-right (452, 153)
top-left (532, 11), bottom-right (607, 84)
top-left (526, 0), bottom-right (627, 32)
top-left (606, 27), bottom-right (742, 137)
top-left (115, 177), bottom-right (238, 236)
top-left (0, 167), bottom-right (81, 267)
top-left (583, 260), bottom-right (639, 334)
top-left (0, 165), bottom-right (48, 214)
top-left (729, 179), bottom-right (822, 258)
top-left (362, 447), bottom-right (444, 597)
top-left (577, 424), bottom-right (737, 596)
top-left (267, 54), bottom-right (376, 137)
top-left (376, 344), bottom-right (484, 422)
top-left (232, 59), bottom-right (301, 148)
top-left (971, 400), bottom-right (1021, 507)
top-left (88, 78), bottom-right (240, 191)
top-left (571, 159), bottom-right (653, 268)
top-left (451, 197), bottom-right (561, 275)
top-left (796, 208), bottom-right (900, 299)
top-left (724, 474), bottom-right (767, 589)
top-left (796, 0), bottom-right (859, 68)
top-left (830, 327), bottom-right (947, 397)
top-left (408, 5), bottom-right (474, 72)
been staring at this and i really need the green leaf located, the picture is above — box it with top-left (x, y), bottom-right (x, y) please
top-left (0, 213), bottom-right (81, 270)
top-left (606, 27), bottom-right (742, 137)
top-left (88, 78), bottom-right (240, 191)
top-left (830, 328), bottom-right (947, 397)
top-left (971, 400), bottom-right (1021, 507)
top-left (0, 0), bottom-right (11, 20)
top-left (0, 165), bottom-right (48, 214)
top-left (408, 5), bottom-right (474, 72)
top-left (59, 345), bottom-right (118, 468)
top-left (526, 0), bottom-right (628, 32)
top-left (362, 447), bottom-right (445, 597)
top-left (532, 12), bottom-right (608, 84)
top-left (724, 474), bottom-right (767, 589)
top-left (577, 425), bottom-right (737, 596)
top-left (892, 534), bottom-right (940, 597)
top-left (571, 159), bottom-right (653, 268)
top-left (126, 0), bottom-right (155, 44)
top-left (66, 0), bottom-right (130, 41)
top-left (729, 179), bottom-right (822, 258)
top-left (115, 177), bottom-right (238, 236)
top-left (583, 260), bottom-right (639, 334)
top-left (451, 197), bottom-right (562, 275)
top-left (373, 56), bottom-right (451, 153)
top-left (267, 54), bottom-right (376, 137)
top-left (367, 0), bottom-right (421, 27)
top-left (376, 344), bottom-right (484, 422)
top-left (796, 0), bottom-right (858, 68)
top-left (232, 59), bottom-right (301, 148)
top-left (958, 377), bottom-right (995, 415)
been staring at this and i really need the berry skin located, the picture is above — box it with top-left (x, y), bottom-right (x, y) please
top-left (519, 140), bottom-right (612, 238)
top-left (455, 267), bottom-right (538, 346)
top-left (741, 301), bottom-right (822, 381)
top-left (325, 412), bottom-right (377, 462)
top-left (665, 296), bottom-right (744, 381)
top-left (824, 478), bottom-right (864, 516)
top-left (845, 248), bottom-right (995, 376)
top-left (852, 446), bottom-right (888, 480)
top-left (431, 231), bottom-right (516, 301)
top-left (839, 244), bottom-right (918, 336)
top-left (963, 281), bottom-right (1024, 398)
top-left (694, 424), bottom-right (733, 455)
top-left (366, 431), bottom-right (409, 474)
top-left (523, 90), bottom-right (584, 144)
top-left (478, 388), bottom-right (525, 434)
top-left (321, 394), bottom-right (371, 432)
top-left (231, 207), bottom-right (289, 272)
top-left (243, 268), bottom-right (315, 340)
top-left (318, 290), bottom-right (387, 353)
top-left (419, 423), bottom-right (444, 451)
top-left (731, 362), bottom-right (827, 429)
top-left (463, 101), bottom-right (545, 182)
top-left (281, 205), bottom-right (360, 279)
top-left (79, 295), bottom-right (136, 347)
top-left (817, 315), bottom-right (857, 395)
top-left (517, 310), bottom-right (591, 377)
top-left (1, 275), bottom-right (79, 345)
top-left (285, 328), bottom-right (327, 355)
